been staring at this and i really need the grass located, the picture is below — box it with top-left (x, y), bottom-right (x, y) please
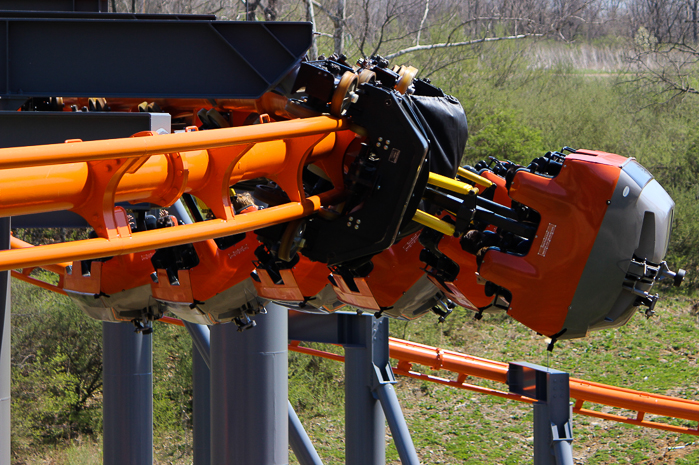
top-left (526, 40), bottom-right (631, 74)
top-left (11, 290), bottom-right (699, 464)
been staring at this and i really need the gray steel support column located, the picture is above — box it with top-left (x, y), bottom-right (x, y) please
top-left (185, 321), bottom-right (211, 368)
top-left (552, 424), bottom-right (574, 465)
top-left (344, 317), bottom-right (385, 465)
top-left (289, 401), bottom-right (324, 465)
top-left (509, 362), bottom-right (574, 465)
top-left (210, 303), bottom-right (288, 465)
top-left (375, 384), bottom-right (420, 465)
top-left (0, 218), bottom-right (10, 465)
top-left (192, 339), bottom-right (211, 465)
top-left (533, 403), bottom-right (555, 465)
top-left (102, 322), bottom-right (153, 465)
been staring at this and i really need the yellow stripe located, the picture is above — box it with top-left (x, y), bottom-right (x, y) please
top-left (413, 210), bottom-right (456, 236)
top-left (428, 172), bottom-right (479, 196)
top-left (457, 167), bottom-right (493, 188)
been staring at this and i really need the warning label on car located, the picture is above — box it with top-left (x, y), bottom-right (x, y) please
top-left (538, 223), bottom-right (556, 257)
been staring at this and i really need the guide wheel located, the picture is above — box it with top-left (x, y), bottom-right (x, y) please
top-left (278, 219), bottom-right (307, 262)
top-left (330, 71), bottom-right (358, 117)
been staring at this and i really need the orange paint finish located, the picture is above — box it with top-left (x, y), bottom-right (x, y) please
top-left (0, 164), bottom-right (88, 216)
top-left (65, 249), bottom-right (157, 296)
top-left (479, 170), bottom-right (511, 207)
top-left (11, 270), bottom-right (67, 296)
top-left (9, 237), bottom-right (70, 276)
top-left (253, 255), bottom-right (330, 302)
top-left (151, 232), bottom-right (260, 304)
top-left (63, 208), bottom-right (157, 295)
top-left (0, 116), bottom-right (350, 170)
top-left (426, 234), bottom-right (483, 312)
top-left (0, 118), bottom-right (348, 223)
top-left (479, 157), bottom-right (621, 337)
top-left (331, 276), bottom-right (381, 311)
top-left (330, 231), bottom-right (426, 310)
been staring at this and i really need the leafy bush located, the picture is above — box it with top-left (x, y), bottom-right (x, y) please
top-left (463, 108), bottom-right (544, 165)
top-left (11, 276), bottom-right (103, 448)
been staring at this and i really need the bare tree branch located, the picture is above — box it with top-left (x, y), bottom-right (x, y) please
top-left (415, 0), bottom-right (429, 46)
top-left (385, 33), bottom-right (543, 60)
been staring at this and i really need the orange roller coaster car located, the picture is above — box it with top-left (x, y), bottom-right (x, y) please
top-left (2, 56), bottom-right (684, 339)
top-left (423, 149), bottom-right (683, 342)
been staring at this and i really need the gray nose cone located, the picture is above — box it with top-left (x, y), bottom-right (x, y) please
top-left (562, 159), bottom-right (676, 339)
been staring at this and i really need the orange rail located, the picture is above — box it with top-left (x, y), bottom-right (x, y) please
top-left (0, 116), bottom-right (355, 272)
top-left (0, 116), bottom-right (349, 169)
top-left (0, 196), bottom-right (334, 272)
top-left (286, 337), bottom-right (699, 436)
top-left (0, 117), bottom-right (347, 217)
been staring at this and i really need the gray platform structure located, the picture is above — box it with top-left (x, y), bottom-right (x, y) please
top-left (0, 3), bottom-right (575, 464)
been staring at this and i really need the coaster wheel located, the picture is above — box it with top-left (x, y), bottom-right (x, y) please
top-left (395, 66), bottom-right (418, 95)
top-left (358, 69), bottom-right (377, 85)
top-left (330, 71), bottom-right (358, 117)
top-left (278, 219), bottom-right (307, 262)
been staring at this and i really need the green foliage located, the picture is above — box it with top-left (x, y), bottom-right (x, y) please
top-left (11, 274), bottom-right (195, 461)
top-left (151, 323), bottom-right (193, 454)
top-left (11, 276), bottom-right (103, 448)
top-left (464, 109), bottom-right (544, 166)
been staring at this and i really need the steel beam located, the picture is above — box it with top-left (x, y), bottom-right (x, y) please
top-left (289, 401), bottom-right (324, 465)
top-left (0, 0), bottom-right (108, 12)
top-left (375, 384), bottom-right (420, 465)
top-left (102, 322), bottom-right (153, 465)
top-left (192, 339), bottom-right (211, 465)
top-left (509, 362), bottom-right (574, 465)
top-left (0, 218), bottom-right (10, 465)
top-left (290, 311), bottom-right (421, 464)
top-left (288, 310), bottom-right (366, 346)
top-left (210, 303), bottom-right (288, 464)
top-left (344, 316), bottom-right (386, 465)
top-left (0, 17), bottom-right (311, 105)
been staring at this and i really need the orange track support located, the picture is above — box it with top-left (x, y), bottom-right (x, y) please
top-left (283, 336), bottom-right (699, 437)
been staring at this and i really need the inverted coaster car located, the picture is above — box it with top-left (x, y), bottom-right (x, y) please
top-left (483, 149), bottom-right (683, 340)
top-left (63, 207), bottom-right (163, 330)
top-left (329, 230), bottom-right (446, 320)
top-left (425, 149), bottom-right (684, 341)
top-left (150, 213), bottom-right (263, 329)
